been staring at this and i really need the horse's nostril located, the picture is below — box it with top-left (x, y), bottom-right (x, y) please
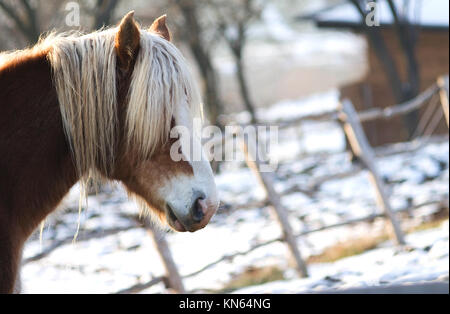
top-left (191, 198), bottom-right (205, 223)
top-left (166, 203), bottom-right (177, 222)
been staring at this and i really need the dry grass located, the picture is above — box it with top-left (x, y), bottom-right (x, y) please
top-left (307, 232), bottom-right (390, 264)
top-left (216, 211), bottom-right (449, 292)
top-left (217, 266), bottom-right (285, 293)
top-left (408, 218), bottom-right (448, 233)
top-left (308, 215), bottom-right (449, 264)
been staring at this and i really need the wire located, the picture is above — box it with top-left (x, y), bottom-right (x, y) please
top-left (411, 93), bottom-right (440, 139)
top-left (422, 100), bottom-right (444, 140)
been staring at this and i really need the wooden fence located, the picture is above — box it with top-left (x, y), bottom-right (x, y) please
top-left (124, 75), bottom-right (448, 294)
top-left (24, 76), bottom-right (449, 294)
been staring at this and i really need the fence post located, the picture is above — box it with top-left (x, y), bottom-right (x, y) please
top-left (141, 218), bottom-right (186, 293)
top-left (238, 129), bottom-right (309, 278)
top-left (339, 100), bottom-right (406, 245)
top-left (437, 75), bottom-right (449, 127)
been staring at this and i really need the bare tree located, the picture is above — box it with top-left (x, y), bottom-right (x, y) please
top-left (0, 0), bottom-right (41, 44)
top-left (211, 0), bottom-right (267, 124)
top-left (92, 0), bottom-right (121, 29)
top-left (169, 0), bottom-right (225, 127)
top-left (166, 0), bottom-right (267, 126)
top-left (349, 0), bottom-right (420, 138)
top-left (0, 0), bottom-right (122, 49)
top-left (386, 0), bottom-right (420, 137)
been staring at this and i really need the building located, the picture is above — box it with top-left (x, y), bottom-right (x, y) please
top-left (300, 0), bottom-right (449, 145)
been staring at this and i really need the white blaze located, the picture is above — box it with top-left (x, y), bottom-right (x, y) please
top-left (162, 100), bottom-right (218, 219)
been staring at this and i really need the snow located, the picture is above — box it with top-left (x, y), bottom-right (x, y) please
top-left (20, 90), bottom-right (449, 293)
top-left (233, 221), bottom-right (449, 294)
top-left (258, 90), bottom-right (340, 123)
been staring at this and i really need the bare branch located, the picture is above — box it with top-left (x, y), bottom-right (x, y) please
top-left (114, 276), bottom-right (165, 294)
top-left (93, 0), bottom-right (120, 29)
top-left (22, 225), bottom-right (136, 264)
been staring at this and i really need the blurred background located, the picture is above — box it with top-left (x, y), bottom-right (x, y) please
top-left (1, 0), bottom-right (448, 293)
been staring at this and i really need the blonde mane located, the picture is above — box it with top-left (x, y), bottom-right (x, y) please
top-left (43, 27), bottom-right (202, 184)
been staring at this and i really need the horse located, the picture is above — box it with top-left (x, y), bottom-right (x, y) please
top-left (0, 12), bottom-right (218, 294)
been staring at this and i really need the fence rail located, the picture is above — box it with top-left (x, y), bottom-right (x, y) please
top-left (207, 76), bottom-right (445, 148)
top-left (340, 99), bottom-right (406, 244)
top-left (110, 197), bottom-right (448, 294)
top-left (112, 75), bottom-right (450, 293)
top-left (276, 80), bottom-right (442, 129)
top-left (34, 76), bottom-right (449, 294)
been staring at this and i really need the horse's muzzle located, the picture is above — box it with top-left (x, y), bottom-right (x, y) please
top-left (166, 194), bottom-right (217, 232)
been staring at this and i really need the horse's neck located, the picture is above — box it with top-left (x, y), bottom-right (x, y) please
top-left (0, 51), bottom-right (78, 239)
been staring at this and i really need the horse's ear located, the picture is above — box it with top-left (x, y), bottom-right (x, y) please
top-left (149, 15), bottom-right (171, 41)
top-left (115, 11), bottom-right (140, 71)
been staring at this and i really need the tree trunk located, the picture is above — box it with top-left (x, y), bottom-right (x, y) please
top-left (174, 0), bottom-right (224, 127)
top-left (0, 0), bottom-right (40, 44)
top-left (386, 0), bottom-right (420, 138)
top-left (349, 0), bottom-right (422, 141)
top-left (233, 50), bottom-right (257, 124)
top-left (94, 0), bottom-right (120, 29)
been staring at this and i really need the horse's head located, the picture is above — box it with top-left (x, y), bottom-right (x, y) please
top-left (112, 12), bottom-right (219, 232)
top-left (50, 12), bottom-right (218, 232)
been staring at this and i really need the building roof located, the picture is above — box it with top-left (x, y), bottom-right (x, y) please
top-left (299, 0), bottom-right (449, 31)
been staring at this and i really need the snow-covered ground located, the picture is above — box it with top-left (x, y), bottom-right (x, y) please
top-left (20, 90), bottom-right (449, 294)
top-left (233, 220), bottom-right (449, 293)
